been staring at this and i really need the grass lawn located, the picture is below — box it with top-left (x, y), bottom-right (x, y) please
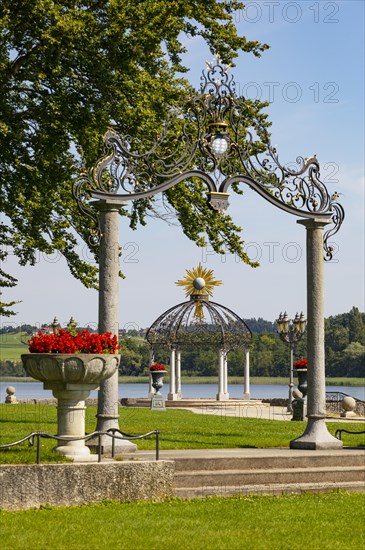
top-left (0, 332), bottom-right (28, 362)
top-left (0, 492), bottom-right (364, 549)
top-left (0, 405), bottom-right (364, 464)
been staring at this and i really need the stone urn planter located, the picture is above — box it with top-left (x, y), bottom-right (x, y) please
top-left (292, 368), bottom-right (308, 421)
top-left (150, 370), bottom-right (167, 395)
top-left (149, 364), bottom-right (167, 411)
top-left (21, 353), bottom-right (120, 460)
top-left (296, 368), bottom-right (308, 398)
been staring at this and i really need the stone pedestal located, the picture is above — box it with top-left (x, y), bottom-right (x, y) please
top-left (21, 352), bottom-right (123, 459)
top-left (46, 383), bottom-right (98, 460)
top-left (5, 386), bottom-right (17, 404)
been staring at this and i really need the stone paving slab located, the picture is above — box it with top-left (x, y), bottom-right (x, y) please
top-left (135, 447), bottom-right (365, 461)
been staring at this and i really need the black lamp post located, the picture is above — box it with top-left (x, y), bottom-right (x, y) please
top-left (277, 311), bottom-right (306, 412)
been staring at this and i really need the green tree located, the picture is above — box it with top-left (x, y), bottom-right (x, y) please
top-left (341, 342), bottom-right (365, 378)
top-left (348, 306), bottom-right (365, 345)
top-left (118, 336), bottom-right (150, 375)
top-left (0, 1), bottom-right (269, 314)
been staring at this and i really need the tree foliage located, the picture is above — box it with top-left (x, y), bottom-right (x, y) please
top-left (0, 0), bottom-right (270, 314)
top-left (1, 309), bottom-right (364, 377)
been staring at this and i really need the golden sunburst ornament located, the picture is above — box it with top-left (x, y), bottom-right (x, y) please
top-left (176, 263), bottom-right (222, 320)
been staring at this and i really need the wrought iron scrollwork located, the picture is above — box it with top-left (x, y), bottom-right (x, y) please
top-left (146, 297), bottom-right (252, 352)
top-left (73, 56), bottom-right (344, 256)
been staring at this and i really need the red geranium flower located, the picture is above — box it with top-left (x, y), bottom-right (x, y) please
top-left (28, 329), bottom-right (120, 354)
top-left (150, 363), bottom-right (167, 371)
top-left (294, 358), bottom-right (308, 369)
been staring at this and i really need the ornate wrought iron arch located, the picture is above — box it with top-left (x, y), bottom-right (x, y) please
top-left (74, 56), bottom-right (344, 259)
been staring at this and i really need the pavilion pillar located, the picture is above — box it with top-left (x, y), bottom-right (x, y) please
top-left (91, 201), bottom-right (136, 454)
top-left (148, 348), bottom-right (154, 398)
top-left (291, 218), bottom-right (342, 449)
top-left (243, 349), bottom-right (250, 400)
top-left (168, 347), bottom-right (178, 400)
top-left (223, 351), bottom-right (229, 398)
top-left (176, 350), bottom-right (182, 399)
top-left (217, 349), bottom-right (228, 401)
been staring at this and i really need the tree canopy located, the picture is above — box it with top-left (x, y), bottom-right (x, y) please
top-left (0, 0), bottom-right (270, 315)
top-left (1, 309), bottom-right (364, 377)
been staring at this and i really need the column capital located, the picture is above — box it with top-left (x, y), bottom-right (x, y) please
top-left (91, 199), bottom-right (128, 211)
top-left (297, 217), bottom-right (331, 229)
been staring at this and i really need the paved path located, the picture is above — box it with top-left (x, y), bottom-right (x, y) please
top-left (179, 404), bottom-right (365, 422)
top-left (135, 446), bottom-right (365, 461)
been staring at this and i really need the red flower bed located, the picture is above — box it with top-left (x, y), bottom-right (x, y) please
top-left (150, 363), bottom-right (167, 372)
top-left (294, 358), bottom-right (308, 369)
top-left (28, 329), bottom-right (120, 354)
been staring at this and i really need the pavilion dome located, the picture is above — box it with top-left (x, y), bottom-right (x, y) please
top-left (146, 294), bottom-right (252, 351)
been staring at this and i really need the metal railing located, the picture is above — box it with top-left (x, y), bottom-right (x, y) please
top-left (335, 428), bottom-right (365, 441)
top-left (326, 391), bottom-right (365, 416)
top-left (0, 428), bottom-right (160, 464)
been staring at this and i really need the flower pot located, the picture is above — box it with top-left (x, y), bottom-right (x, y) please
top-left (21, 353), bottom-right (120, 460)
top-left (150, 370), bottom-right (167, 395)
top-left (292, 368), bottom-right (308, 421)
top-left (296, 368), bottom-right (308, 398)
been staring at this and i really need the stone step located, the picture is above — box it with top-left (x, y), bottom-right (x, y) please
top-left (175, 481), bottom-right (365, 499)
top-left (173, 453), bottom-right (365, 472)
top-left (121, 398), bottom-right (269, 408)
top-left (174, 466), bottom-right (365, 488)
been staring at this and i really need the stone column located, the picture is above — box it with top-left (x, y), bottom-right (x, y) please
top-left (92, 201), bottom-right (136, 453)
top-left (217, 349), bottom-right (227, 401)
top-left (223, 351), bottom-right (229, 398)
top-left (168, 347), bottom-right (178, 400)
top-left (176, 350), bottom-right (182, 399)
top-left (148, 349), bottom-right (154, 398)
top-left (243, 349), bottom-right (250, 400)
top-left (52, 385), bottom-right (97, 460)
top-left (291, 218), bottom-right (342, 449)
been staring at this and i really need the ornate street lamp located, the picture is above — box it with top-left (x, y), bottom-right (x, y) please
top-left (74, 56), bottom-right (344, 451)
top-left (51, 316), bottom-right (60, 334)
top-left (277, 311), bottom-right (307, 412)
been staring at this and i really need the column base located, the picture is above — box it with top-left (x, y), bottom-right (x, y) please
top-left (290, 417), bottom-right (343, 450)
top-left (243, 393), bottom-right (250, 401)
top-left (216, 392), bottom-right (229, 401)
top-left (87, 435), bottom-right (137, 456)
top-left (87, 415), bottom-right (137, 456)
top-left (167, 393), bottom-right (180, 401)
top-left (340, 411), bottom-right (357, 418)
top-left (54, 444), bottom-right (98, 462)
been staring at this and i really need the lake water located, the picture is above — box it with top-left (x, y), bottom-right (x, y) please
top-left (1, 381), bottom-right (364, 401)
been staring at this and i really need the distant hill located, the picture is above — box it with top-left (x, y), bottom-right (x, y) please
top-left (243, 318), bottom-right (276, 334)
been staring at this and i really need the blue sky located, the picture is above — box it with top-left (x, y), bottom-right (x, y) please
top-left (3, 0), bottom-right (364, 331)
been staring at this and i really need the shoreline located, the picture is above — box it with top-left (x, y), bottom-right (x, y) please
top-left (1, 376), bottom-right (364, 387)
